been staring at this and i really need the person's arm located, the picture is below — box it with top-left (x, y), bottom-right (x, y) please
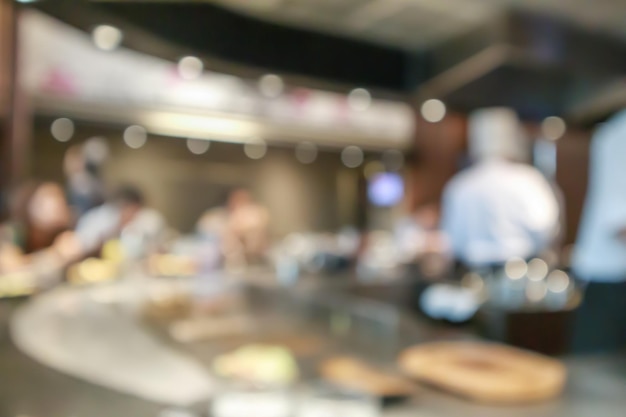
top-left (0, 243), bottom-right (27, 273)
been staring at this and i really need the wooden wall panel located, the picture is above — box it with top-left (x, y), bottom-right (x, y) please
top-left (411, 112), bottom-right (467, 209)
top-left (556, 129), bottom-right (591, 244)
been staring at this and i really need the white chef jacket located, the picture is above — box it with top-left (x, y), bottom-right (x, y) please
top-left (441, 159), bottom-right (559, 267)
top-left (573, 110), bottom-right (626, 282)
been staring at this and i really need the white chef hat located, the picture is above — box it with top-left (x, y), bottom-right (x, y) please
top-left (468, 107), bottom-right (528, 162)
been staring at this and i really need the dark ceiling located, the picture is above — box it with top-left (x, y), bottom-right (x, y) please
top-left (30, 1), bottom-right (626, 122)
top-left (36, 0), bottom-right (422, 93)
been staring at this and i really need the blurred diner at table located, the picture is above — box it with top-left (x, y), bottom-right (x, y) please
top-left (0, 181), bottom-right (76, 273)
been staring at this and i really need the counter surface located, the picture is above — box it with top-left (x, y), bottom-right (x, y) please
top-left (1, 277), bottom-right (625, 417)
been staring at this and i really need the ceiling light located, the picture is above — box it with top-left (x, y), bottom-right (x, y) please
top-left (347, 88), bottom-right (371, 111)
top-left (178, 56), bottom-right (204, 80)
top-left (50, 118), bottom-right (74, 142)
top-left (421, 99), bottom-right (446, 123)
top-left (258, 74), bottom-right (284, 98)
top-left (187, 138), bottom-right (210, 155)
top-left (341, 146), bottom-right (364, 168)
top-left (244, 139), bottom-right (267, 159)
top-left (542, 116), bottom-right (566, 141)
top-left (92, 25), bottom-right (123, 51)
top-left (123, 125), bottom-right (147, 149)
top-left (295, 141), bottom-right (317, 164)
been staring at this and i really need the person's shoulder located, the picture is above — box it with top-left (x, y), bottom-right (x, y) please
top-left (511, 162), bottom-right (544, 178)
top-left (449, 164), bottom-right (489, 188)
top-left (597, 110), bottom-right (626, 144)
top-left (79, 203), bottom-right (114, 223)
top-left (607, 109), bottom-right (626, 128)
top-left (508, 163), bottom-right (555, 190)
top-left (442, 167), bottom-right (481, 202)
top-left (447, 166), bottom-right (476, 186)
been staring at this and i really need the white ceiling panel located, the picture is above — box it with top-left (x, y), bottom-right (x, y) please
top-left (198, 0), bottom-right (626, 50)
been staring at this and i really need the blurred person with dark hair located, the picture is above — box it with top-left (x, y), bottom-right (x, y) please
top-left (75, 185), bottom-right (166, 258)
top-left (0, 181), bottom-right (77, 272)
top-left (441, 108), bottom-right (560, 269)
top-left (571, 110), bottom-right (626, 353)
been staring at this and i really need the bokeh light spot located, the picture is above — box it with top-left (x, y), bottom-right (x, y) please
top-left (347, 88), bottom-right (371, 111)
top-left (527, 258), bottom-right (549, 281)
top-left (186, 139), bottom-right (210, 155)
top-left (341, 146), bottom-right (364, 168)
top-left (542, 116), bottom-right (566, 141)
top-left (258, 74), bottom-right (284, 98)
top-left (51, 118), bottom-right (74, 142)
top-left (123, 125), bottom-right (147, 149)
top-left (421, 99), bottom-right (446, 123)
top-left (295, 141), bottom-right (317, 164)
top-left (547, 270), bottom-right (570, 293)
top-left (244, 139), bottom-right (267, 159)
top-left (92, 25), bottom-right (123, 51)
top-left (505, 257), bottom-right (527, 280)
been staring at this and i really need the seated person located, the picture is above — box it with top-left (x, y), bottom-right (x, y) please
top-left (197, 207), bottom-right (229, 242)
top-left (75, 185), bottom-right (167, 259)
top-left (0, 181), bottom-right (76, 272)
top-left (394, 203), bottom-right (448, 262)
top-left (197, 189), bottom-right (269, 266)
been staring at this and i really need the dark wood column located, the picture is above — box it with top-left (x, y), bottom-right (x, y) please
top-left (555, 129), bottom-right (591, 244)
top-left (0, 0), bottom-right (17, 188)
top-left (0, 0), bottom-right (29, 201)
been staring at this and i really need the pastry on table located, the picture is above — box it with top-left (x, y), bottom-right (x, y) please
top-left (212, 344), bottom-right (299, 386)
top-left (320, 357), bottom-right (415, 398)
top-left (146, 253), bottom-right (197, 277)
top-left (398, 341), bottom-right (566, 404)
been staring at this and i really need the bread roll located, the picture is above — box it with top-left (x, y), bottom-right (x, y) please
top-left (398, 341), bottom-right (566, 403)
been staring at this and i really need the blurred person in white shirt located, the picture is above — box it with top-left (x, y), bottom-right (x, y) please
top-left (75, 185), bottom-right (167, 258)
top-left (441, 108), bottom-right (560, 269)
top-left (571, 110), bottom-right (626, 353)
top-left (394, 203), bottom-right (448, 263)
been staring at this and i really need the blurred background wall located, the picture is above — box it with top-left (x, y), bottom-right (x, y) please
top-left (30, 118), bottom-right (353, 236)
